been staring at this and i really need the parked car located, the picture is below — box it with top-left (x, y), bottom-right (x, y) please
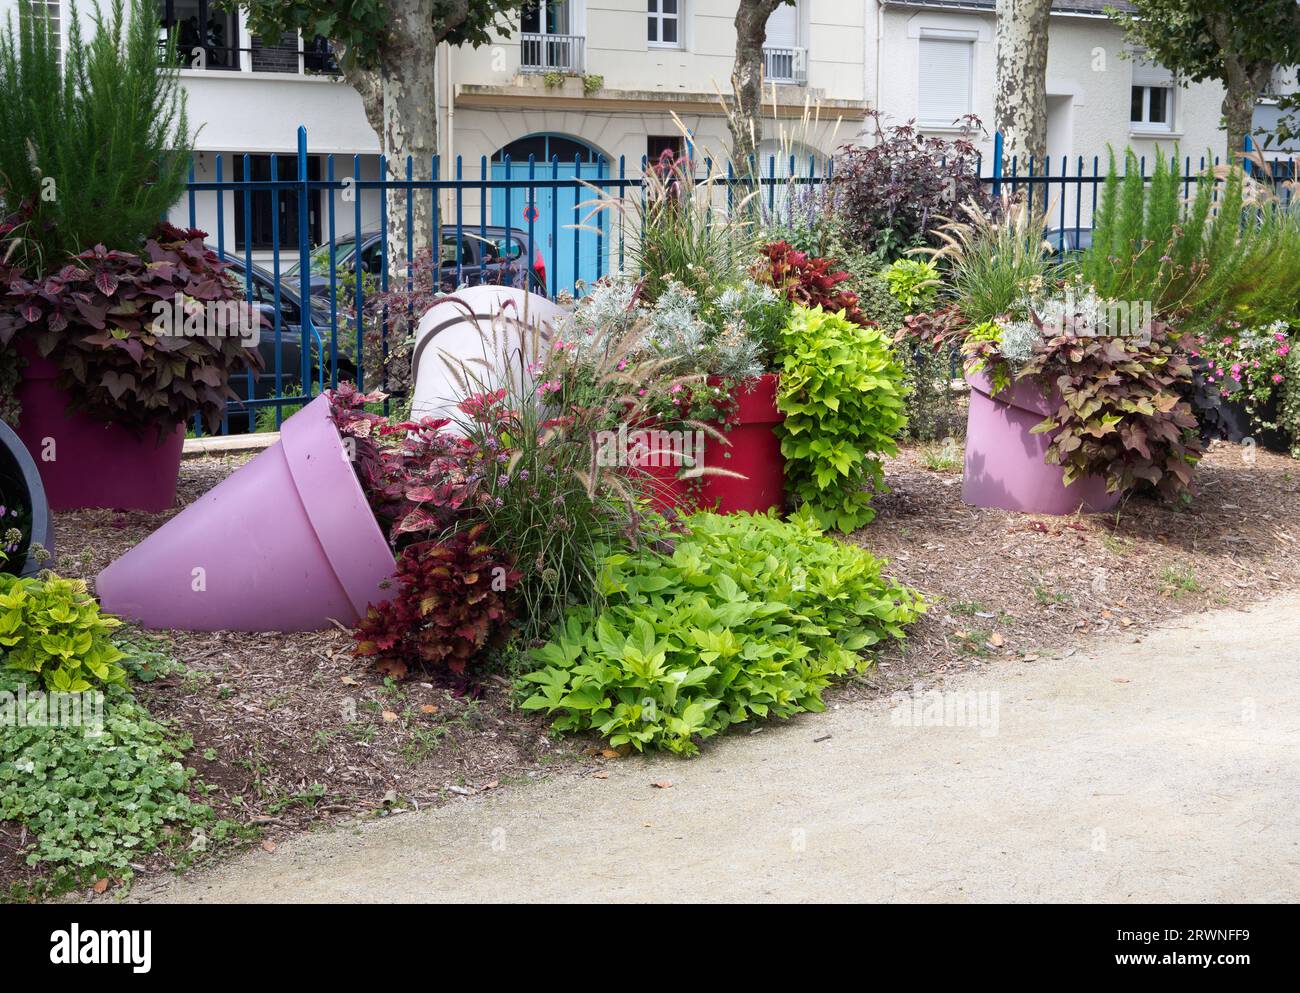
top-left (281, 225), bottom-right (548, 299)
top-left (1044, 227), bottom-right (1094, 257)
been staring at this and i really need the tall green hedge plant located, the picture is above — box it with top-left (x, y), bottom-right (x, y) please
top-left (0, 0), bottom-right (192, 274)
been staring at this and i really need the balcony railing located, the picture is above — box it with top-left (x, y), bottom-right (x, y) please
top-left (157, 33), bottom-right (338, 75)
top-left (520, 33), bottom-right (585, 74)
top-left (763, 46), bottom-right (807, 85)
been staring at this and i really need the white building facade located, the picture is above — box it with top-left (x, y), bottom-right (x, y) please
top-left (8, 0), bottom-right (1232, 271)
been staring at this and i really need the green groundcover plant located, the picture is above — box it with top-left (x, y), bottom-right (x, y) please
top-left (776, 306), bottom-right (908, 531)
top-left (519, 510), bottom-right (923, 755)
top-left (0, 666), bottom-right (214, 895)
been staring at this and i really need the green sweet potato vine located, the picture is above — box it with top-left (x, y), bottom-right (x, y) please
top-left (518, 511), bottom-right (923, 755)
top-left (776, 305), bottom-right (908, 531)
top-left (0, 572), bottom-right (127, 692)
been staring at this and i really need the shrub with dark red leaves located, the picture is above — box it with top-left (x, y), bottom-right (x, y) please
top-left (754, 241), bottom-right (866, 326)
top-left (897, 304), bottom-right (968, 353)
top-left (353, 526), bottom-right (520, 676)
top-left (328, 382), bottom-right (480, 547)
top-left (0, 220), bottom-right (260, 437)
top-left (830, 111), bottom-right (991, 263)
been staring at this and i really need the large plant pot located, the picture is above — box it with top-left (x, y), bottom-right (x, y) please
top-left (409, 286), bottom-right (566, 429)
top-left (1213, 393), bottom-right (1290, 453)
top-left (0, 418), bottom-right (54, 577)
top-left (963, 370), bottom-right (1121, 515)
top-left (97, 393), bottom-right (397, 632)
top-left (700, 373), bottom-right (785, 514)
top-left (627, 374), bottom-right (786, 516)
top-left (15, 348), bottom-right (184, 512)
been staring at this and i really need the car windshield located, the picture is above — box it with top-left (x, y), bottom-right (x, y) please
top-left (282, 238), bottom-right (359, 279)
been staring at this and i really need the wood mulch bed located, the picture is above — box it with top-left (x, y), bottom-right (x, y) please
top-left (6, 439), bottom-right (1298, 899)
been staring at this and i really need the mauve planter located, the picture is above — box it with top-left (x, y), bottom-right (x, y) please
top-left (15, 348), bottom-right (184, 512)
top-left (97, 393), bottom-right (397, 632)
top-left (962, 369), bottom-right (1120, 515)
top-left (0, 418), bottom-right (54, 576)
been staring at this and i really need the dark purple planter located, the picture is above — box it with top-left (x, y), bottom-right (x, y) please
top-left (15, 348), bottom-right (184, 512)
top-left (962, 370), bottom-right (1121, 515)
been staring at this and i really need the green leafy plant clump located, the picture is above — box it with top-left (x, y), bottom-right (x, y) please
top-left (776, 305), bottom-right (909, 531)
top-left (0, 669), bottom-right (212, 894)
top-left (0, 0), bottom-right (192, 276)
top-left (0, 572), bottom-right (127, 692)
top-left (518, 511), bottom-right (923, 755)
top-left (883, 258), bottom-right (940, 313)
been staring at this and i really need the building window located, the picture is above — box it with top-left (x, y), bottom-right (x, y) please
top-left (647, 134), bottom-right (685, 171)
top-left (157, 0), bottom-right (240, 71)
top-left (918, 36), bottom-right (973, 127)
top-left (302, 35), bottom-right (338, 73)
top-left (36, 1), bottom-right (61, 64)
top-left (520, 1), bottom-right (583, 72)
top-left (1130, 85), bottom-right (1172, 128)
top-left (233, 155), bottom-right (322, 252)
top-left (1130, 54), bottom-right (1174, 132)
top-left (648, 0), bottom-right (680, 48)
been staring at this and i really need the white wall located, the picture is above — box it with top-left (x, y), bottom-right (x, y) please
top-left (870, 2), bottom-right (1227, 164)
top-left (452, 0), bottom-right (866, 104)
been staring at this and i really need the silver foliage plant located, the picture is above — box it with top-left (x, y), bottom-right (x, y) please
top-left (556, 276), bottom-right (766, 379)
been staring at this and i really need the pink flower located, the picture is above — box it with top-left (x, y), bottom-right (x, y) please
top-left (1273, 373), bottom-right (1285, 384)
top-left (1275, 332), bottom-right (1287, 343)
top-left (1223, 336), bottom-right (1233, 345)
top-left (1231, 363), bottom-right (1242, 374)
top-left (1278, 344), bottom-right (1291, 357)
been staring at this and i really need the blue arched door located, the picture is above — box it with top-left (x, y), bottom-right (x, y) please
top-left (491, 134), bottom-right (607, 297)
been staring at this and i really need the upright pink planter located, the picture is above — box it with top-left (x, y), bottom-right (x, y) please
top-left (97, 394), bottom-right (396, 632)
top-left (16, 348), bottom-right (184, 512)
top-left (962, 370), bottom-right (1120, 515)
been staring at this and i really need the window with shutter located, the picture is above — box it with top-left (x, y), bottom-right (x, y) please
top-left (918, 37), bottom-right (973, 127)
top-left (1130, 55), bottom-right (1175, 131)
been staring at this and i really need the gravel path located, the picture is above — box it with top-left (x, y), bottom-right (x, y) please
top-left (134, 593), bottom-right (1300, 903)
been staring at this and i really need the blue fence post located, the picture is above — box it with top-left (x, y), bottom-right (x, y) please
top-left (296, 126), bottom-right (313, 398)
top-left (991, 131), bottom-right (1004, 198)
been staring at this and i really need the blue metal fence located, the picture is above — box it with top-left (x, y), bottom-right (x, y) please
top-left (188, 127), bottom-right (1293, 435)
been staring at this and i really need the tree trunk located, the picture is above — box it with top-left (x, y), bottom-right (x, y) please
top-left (1210, 14), bottom-right (1274, 161)
top-left (336, 0), bottom-right (438, 284)
top-left (994, 0), bottom-right (1052, 168)
top-left (729, 0), bottom-right (785, 192)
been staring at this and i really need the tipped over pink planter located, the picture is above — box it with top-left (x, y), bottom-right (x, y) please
top-left (97, 393), bottom-right (396, 632)
top-left (962, 370), bottom-right (1121, 515)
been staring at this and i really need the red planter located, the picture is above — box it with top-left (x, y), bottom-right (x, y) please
top-left (14, 349), bottom-right (185, 513)
top-left (627, 373), bottom-right (786, 516)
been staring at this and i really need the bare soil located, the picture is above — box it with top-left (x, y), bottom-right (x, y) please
top-left (5, 438), bottom-right (1298, 900)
